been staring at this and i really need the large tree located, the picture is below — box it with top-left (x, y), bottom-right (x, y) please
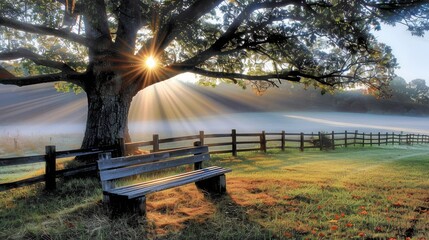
top-left (1, 0), bottom-right (428, 152)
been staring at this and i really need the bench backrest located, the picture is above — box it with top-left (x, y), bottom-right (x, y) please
top-left (97, 146), bottom-right (210, 192)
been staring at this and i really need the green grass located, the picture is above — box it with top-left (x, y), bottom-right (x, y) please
top-left (1, 145), bottom-right (428, 239)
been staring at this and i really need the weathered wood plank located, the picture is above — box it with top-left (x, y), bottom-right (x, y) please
top-left (100, 153), bottom-right (210, 181)
top-left (125, 141), bottom-right (154, 149)
top-left (158, 135), bottom-right (200, 143)
top-left (109, 166), bottom-right (226, 195)
top-left (98, 146), bottom-right (209, 170)
top-left (56, 146), bottom-right (117, 158)
top-left (236, 133), bottom-right (261, 137)
top-left (45, 146), bottom-right (56, 191)
top-left (117, 168), bottom-right (231, 199)
top-left (205, 142), bottom-right (232, 147)
top-left (210, 150), bottom-right (232, 154)
top-left (0, 155), bottom-right (45, 166)
top-left (124, 169), bottom-right (230, 198)
top-left (203, 133), bottom-right (231, 138)
top-left (236, 148), bottom-right (261, 152)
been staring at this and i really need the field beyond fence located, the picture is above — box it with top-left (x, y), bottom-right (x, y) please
top-left (1, 129), bottom-right (428, 191)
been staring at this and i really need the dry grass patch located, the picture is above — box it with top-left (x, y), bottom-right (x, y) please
top-left (146, 185), bottom-right (216, 235)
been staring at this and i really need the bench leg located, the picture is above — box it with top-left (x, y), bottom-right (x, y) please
top-left (109, 195), bottom-right (147, 216)
top-left (196, 174), bottom-right (226, 195)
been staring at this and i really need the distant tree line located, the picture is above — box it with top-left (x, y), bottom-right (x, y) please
top-left (193, 77), bottom-right (429, 116)
top-left (389, 77), bottom-right (429, 105)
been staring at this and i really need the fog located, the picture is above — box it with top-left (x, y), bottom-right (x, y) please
top-left (2, 79), bottom-right (429, 155)
top-left (2, 111), bottom-right (428, 138)
top-left (128, 111), bottom-right (429, 136)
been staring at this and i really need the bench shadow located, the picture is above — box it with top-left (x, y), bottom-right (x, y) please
top-left (157, 193), bottom-right (278, 240)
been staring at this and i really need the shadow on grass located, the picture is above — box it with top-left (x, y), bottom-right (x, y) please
top-left (1, 176), bottom-right (277, 240)
top-left (159, 194), bottom-right (277, 240)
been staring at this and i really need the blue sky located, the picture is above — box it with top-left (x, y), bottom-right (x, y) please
top-left (375, 24), bottom-right (429, 82)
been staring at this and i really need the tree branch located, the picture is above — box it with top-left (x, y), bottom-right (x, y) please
top-left (0, 16), bottom-right (90, 47)
top-left (180, 0), bottom-right (299, 67)
top-left (114, 0), bottom-right (142, 54)
top-left (0, 72), bottom-right (86, 87)
top-left (138, 0), bottom-right (224, 55)
top-left (186, 67), bottom-right (301, 83)
top-left (0, 48), bottom-right (75, 73)
top-left (82, 0), bottom-right (112, 44)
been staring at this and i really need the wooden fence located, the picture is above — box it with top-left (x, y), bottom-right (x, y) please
top-left (1, 129), bottom-right (428, 191)
top-left (126, 130), bottom-right (429, 156)
top-left (0, 144), bottom-right (121, 191)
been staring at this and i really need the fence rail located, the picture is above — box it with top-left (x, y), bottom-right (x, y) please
top-left (1, 129), bottom-right (428, 191)
top-left (0, 145), bottom-right (119, 191)
top-left (125, 129), bottom-right (429, 156)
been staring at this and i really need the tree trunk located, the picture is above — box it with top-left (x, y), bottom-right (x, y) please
top-left (81, 87), bottom-right (133, 152)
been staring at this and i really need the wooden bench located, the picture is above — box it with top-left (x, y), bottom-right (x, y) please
top-left (97, 146), bottom-right (231, 215)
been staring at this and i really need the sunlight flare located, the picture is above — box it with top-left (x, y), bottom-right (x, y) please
top-left (145, 56), bottom-right (157, 70)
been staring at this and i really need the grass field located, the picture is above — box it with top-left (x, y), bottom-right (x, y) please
top-left (0, 145), bottom-right (428, 239)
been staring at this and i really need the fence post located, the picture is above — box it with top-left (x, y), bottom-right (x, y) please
top-left (281, 130), bottom-right (285, 151)
top-left (378, 132), bottom-right (381, 146)
top-left (399, 133), bottom-right (402, 145)
top-left (331, 131), bottom-right (335, 150)
top-left (232, 129), bottom-right (237, 157)
top-left (300, 132), bottom-right (304, 152)
top-left (370, 132), bottom-right (373, 147)
top-left (260, 131), bottom-right (267, 153)
top-left (385, 132), bottom-right (388, 145)
top-left (45, 145), bottom-right (56, 191)
top-left (153, 134), bottom-right (159, 152)
top-left (199, 131), bottom-right (205, 146)
top-left (392, 132), bottom-right (395, 145)
top-left (115, 138), bottom-right (125, 157)
top-left (344, 131), bottom-right (348, 148)
top-left (362, 132), bottom-right (365, 147)
top-left (319, 132), bottom-right (323, 151)
top-left (354, 130), bottom-right (358, 147)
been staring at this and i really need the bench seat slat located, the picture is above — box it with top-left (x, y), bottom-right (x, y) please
top-left (124, 169), bottom-right (229, 199)
top-left (98, 146), bottom-right (209, 170)
top-left (106, 167), bottom-right (231, 199)
top-left (108, 166), bottom-right (224, 194)
top-left (107, 166), bottom-right (227, 195)
top-left (100, 153), bottom-right (210, 181)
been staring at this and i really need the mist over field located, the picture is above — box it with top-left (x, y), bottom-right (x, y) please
top-left (2, 79), bottom-right (429, 155)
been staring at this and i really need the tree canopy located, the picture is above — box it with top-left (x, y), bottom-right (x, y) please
top-left (1, 0), bottom-right (429, 149)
